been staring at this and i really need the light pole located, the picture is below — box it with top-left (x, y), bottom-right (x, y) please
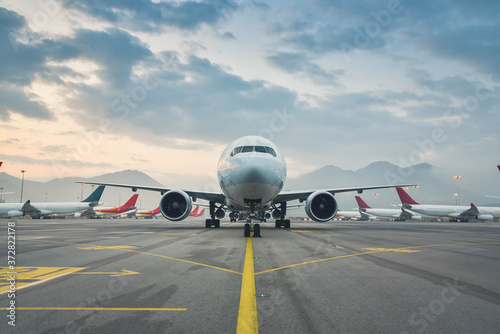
top-left (119, 190), bottom-right (122, 206)
top-left (45, 193), bottom-right (48, 202)
top-left (0, 187), bottom-right (3, 202)
top-left (454, 175), bottom-right (461, 205)
top-left (20, 170), bottom-right (26, 203)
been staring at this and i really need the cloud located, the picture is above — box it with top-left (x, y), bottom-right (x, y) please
top-left (266, 51), bottom-right (344, 85)
top-left (60, 28), bottom-right (154, 89)
top-left (63, 0), bottom-right (238, 32)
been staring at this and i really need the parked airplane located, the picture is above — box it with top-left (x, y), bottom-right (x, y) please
top-left (191, 208), bottom-right (205, 217)
top-left (0, 186), bottom-right (105, 218)
top-left (355, 196), bottom-right (421, 221)
top-left (136, 206), bottom-right (160, 218)
top-left (79, 136), bottom-right (415, 237)
top-left (94, 194), bottom-right (139, 216)
top-left (396, 187), bottom-right (500, 222)
top-left (189, 206), bottom-right (200, 217)
top-left (335, 210), bottom-right (374, 221)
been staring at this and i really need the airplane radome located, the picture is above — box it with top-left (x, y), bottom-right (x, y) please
top-left (79, 136), bottom-right (415, 237)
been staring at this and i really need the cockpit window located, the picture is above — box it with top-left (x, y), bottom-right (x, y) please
top-left (255, 146), bottom-right (267, 153)
top-left (230, 146), bottom-right (243, 156)
top-left (241, 146), bottom-right (254, 153)
top-left (265, 147), bottom-right (277, 157)
top-left (230, 145), bottom-right (277, 157)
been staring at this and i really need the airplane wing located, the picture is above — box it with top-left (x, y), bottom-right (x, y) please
top-left (77, 182), bottom-right (227, 204)
top-left (273, 184), bottom-right (417, 203)
top-left (459, 203), bottom-right (480, 217)
top-left (21, 200), bottom-right (52, 216)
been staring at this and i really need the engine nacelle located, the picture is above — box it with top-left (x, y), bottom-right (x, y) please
top-left (272, 209), bottom-right (281, 219)
top-left (215, 208), bottom-right (226, 219)
top-left (8, 210), bottom-right (23, 217)
top-left (305, 191), bottom-right (338, 222)
top-left (159, 190), bottom-right (192, 221)
top-left (411, 215), bottom-right (422, 220)
top-left (477, 214), bottom-right (493, 221)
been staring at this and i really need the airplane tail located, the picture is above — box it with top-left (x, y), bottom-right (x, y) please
top-left (497, 165), bottom-right (500, 172)
top-left (190, 206), bottom-right (199, 215)
top-left (121, 194), bottom-right (139, 208)
top-left (396, 187), bottom-right (419, 205)
top-left (82, 185), bottom-right (106, 203)
top-left (355, 196), bottom-right (371, 209)
top-left (198, 208), bottom-right (205, 216)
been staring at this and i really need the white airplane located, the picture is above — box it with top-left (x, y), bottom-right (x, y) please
top-left (396, 187), bottom-right (500, 222)
top-left (0, 185), bottom-right (105, 218)
top-left (79, 136), bottom-right (415, 237)
top-left (355, 196), bottom-right (422, 221)
top-left (334, 210), bottom-right (375, 221)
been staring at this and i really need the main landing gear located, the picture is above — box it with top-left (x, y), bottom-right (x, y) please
top-left (275, 219), bottom-right (291, 229)
top-left (205, 201), bottom-right (222, 228)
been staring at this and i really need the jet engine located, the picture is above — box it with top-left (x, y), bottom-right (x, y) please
top-left (477, 214), bottom-right (493, 221)
top-left (305, 191), bottom-right (337, 222)
top-left (272, 209), bottom-right (281, 219)
top-left (215, 208), bottom-right (226, 219)
top-left (159, 190), bottom-right (192, 221)
top-left (8, 210), bottom-right (23, 217)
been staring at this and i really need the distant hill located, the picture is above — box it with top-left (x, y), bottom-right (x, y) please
top-left (285, 161), bottom-right (487, 210)
top-left (0, 170), bottom-right (165, 209)
top-left (0, 162), bottom-right (496, 213)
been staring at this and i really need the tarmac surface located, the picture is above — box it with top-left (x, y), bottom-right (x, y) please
top-left (1, 218), bottom-right (500, 334)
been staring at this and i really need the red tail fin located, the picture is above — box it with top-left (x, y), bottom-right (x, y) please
top-left (122, 194), bottom-right (139, 208)
top-left (355, 196), bottom-right (371, 209)
top-left (497, 165), bottom-right (500, 172)
top-left (396, 187), bottom-right (419, 205)
top-left (190, 206), bottom-right (199, 215)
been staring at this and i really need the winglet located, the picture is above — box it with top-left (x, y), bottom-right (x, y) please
top-left (355, 196), bottom-right (371, 209)
top-left (396, 187), bottom-right (420, 205)
top-left (82, 185), bottom-right (106, 203)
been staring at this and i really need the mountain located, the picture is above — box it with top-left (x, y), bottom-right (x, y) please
top-left (0, 170), bottom-right (164, 209)
top-left (285, 161), bottom-right (489, 211)
top-left (0, 162), bottom-right (497, 213)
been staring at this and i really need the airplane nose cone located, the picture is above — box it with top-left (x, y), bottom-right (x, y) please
top-left (240, 166), bottom-right (270, 184)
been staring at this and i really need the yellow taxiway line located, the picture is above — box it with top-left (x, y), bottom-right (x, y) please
top-left (236, 237), bottom-right (258, 334)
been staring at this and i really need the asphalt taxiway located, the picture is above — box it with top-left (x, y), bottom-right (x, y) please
top-left (1, 218), bottom-right (500, 333)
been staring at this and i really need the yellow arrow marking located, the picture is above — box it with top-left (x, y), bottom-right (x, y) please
top-left (72, 270), bottom-right (139, 277)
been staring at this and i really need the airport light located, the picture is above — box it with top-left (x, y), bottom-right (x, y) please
top-left (454, 193), bottom-right (459, 205)
top-left (454, 175), bottom-right (461, 205)
top-left (20, 170), bottom-right (26, 203)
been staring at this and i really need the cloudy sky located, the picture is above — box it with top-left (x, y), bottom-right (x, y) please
top-left (0, 0), bottom-right (499, 190)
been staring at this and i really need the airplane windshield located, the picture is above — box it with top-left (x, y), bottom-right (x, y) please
top-left (230, 146), bottom-right (277, 157)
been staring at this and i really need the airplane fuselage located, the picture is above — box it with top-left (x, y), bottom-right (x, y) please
top-left (217, 136), bottom-right (286, 213)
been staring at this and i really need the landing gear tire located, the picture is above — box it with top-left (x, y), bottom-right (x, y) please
top-left (244, 223), bottom-right (251, 237)
top-left (205, 219), bottom-right (211, 228)
top-left (275, 220), bottom-right (282, 228)
top-left (284, 220), bottom-right (291, 229)
top-left (214, 219), bottom-right (220, 228)
top-left (253, 223), bottom-right (261, 237)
